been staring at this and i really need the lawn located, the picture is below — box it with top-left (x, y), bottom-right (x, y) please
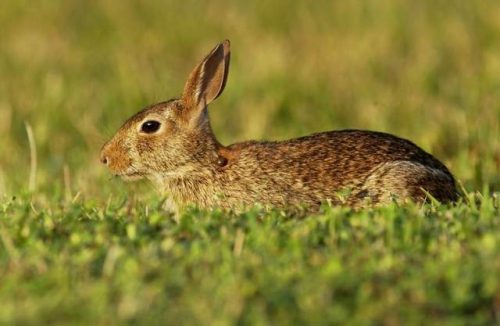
top-left (0, 1), bottom-right (499, 324)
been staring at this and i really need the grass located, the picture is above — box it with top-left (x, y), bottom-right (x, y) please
top-left (0, 0), bottom-right (499, 324)
top-left (0, 193), bottom-right (498, 324)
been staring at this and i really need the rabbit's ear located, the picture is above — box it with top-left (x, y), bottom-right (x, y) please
top-left (182, 40), bottom-right (230, 111)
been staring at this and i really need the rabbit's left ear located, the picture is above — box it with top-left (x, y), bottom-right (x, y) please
top-left (182, 40), bottom-right (230, 111)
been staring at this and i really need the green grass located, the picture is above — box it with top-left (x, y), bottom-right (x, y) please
top-left (0, 0), bottom-right (499, 324)
top-left (0, 194), bottom-right (498, 324)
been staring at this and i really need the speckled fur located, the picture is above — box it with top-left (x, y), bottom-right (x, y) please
top-left (100, 40), bottom-right (458, 213)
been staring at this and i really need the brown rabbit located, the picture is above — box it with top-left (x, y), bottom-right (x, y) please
top-left (100, 40), bottom-right (458, 213)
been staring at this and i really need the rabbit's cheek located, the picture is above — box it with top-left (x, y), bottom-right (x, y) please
top-left (136, 138), bottom-right (156, 156)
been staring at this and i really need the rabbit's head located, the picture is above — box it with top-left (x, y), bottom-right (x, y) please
top-left (100, 40), bottom-right (230, 183)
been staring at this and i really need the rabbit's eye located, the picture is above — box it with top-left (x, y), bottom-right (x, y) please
top-left (141, 120), bottom-right (161, 134)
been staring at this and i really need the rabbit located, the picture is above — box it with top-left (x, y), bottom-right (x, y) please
top-left (100, 40), bottom-right (459, 214)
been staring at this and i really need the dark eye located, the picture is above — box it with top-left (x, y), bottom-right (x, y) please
top-left (141, 120), bottom-right (161, 134)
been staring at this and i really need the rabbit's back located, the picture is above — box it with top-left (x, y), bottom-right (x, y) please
top-left (200, 130), bottom-right (458, 209)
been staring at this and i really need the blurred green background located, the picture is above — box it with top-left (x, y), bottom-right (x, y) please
top-left (0, 0), bottom-right (498, 197)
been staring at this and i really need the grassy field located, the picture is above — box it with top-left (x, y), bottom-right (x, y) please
top-left (0, 0), bottom-right (499, 324)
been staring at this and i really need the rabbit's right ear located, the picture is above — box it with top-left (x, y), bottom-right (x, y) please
top-left (182, 40), bottom-right (230, 119)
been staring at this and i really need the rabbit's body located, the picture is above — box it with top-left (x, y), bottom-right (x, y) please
top-left (101, 40), bottom-right (458, 213)
top-left (159, 130), bottom-right (457, 211)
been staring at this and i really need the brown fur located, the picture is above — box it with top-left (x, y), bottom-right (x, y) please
top-left (100, 40), bottom-right (458, 213)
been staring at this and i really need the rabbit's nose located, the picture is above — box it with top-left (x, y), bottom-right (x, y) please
top-left (100, 152), bottom-right (109, 165)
